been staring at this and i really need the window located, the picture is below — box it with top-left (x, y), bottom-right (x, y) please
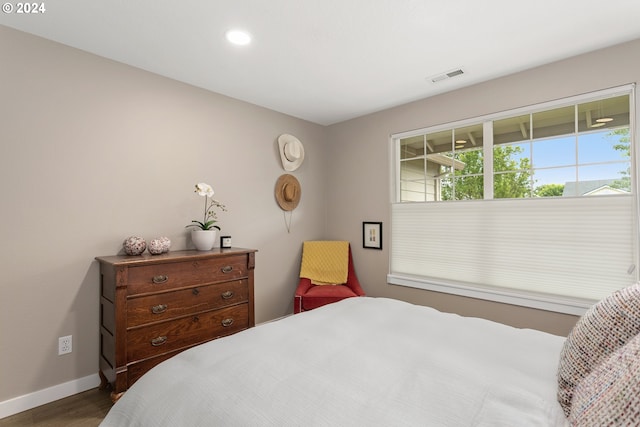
top-left (400, 124), bottom-right (485, 201)
top-left (390, 86), bottom-right (636, 315)
top-left (399, 95), bottom-right (631, 202)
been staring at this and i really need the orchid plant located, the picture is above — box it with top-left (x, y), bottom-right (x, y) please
top-left (186, 183), bottom-right (227, 231)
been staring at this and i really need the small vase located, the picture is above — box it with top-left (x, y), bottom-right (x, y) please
top-left (191, 229), bottom-right (217, 251)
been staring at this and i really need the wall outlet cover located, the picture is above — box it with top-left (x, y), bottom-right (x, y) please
top-left (58, 335), bottom-right (72, 355)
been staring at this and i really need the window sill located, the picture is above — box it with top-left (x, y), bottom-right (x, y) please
top-left (387, 273), bottom-right (594, 316)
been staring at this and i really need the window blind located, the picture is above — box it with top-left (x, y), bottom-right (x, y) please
top-left (388, 195), bottom-right (637, 314)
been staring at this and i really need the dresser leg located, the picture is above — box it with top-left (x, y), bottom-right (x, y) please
top-left (98, 370), bottom-right (109, 390)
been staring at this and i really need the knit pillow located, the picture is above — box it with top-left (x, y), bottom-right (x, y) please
top-left (568, 333), bottom-right (640, 426)
top-left (557, 283), bottom-right (640, 417)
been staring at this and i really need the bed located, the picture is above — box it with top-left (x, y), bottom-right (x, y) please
top-left (100, 296), bottom-right (575, 426)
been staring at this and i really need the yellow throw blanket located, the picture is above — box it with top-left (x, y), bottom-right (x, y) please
top-left (299, 241), bottom-right (349, 285)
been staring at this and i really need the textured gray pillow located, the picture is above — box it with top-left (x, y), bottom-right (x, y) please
top-left (557, 283), bottom-right (640, 417)
top-left (568, 333), bottom-right (640, 426)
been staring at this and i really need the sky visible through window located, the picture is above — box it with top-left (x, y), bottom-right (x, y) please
top-left (503, 129), bottom-right (629, 188)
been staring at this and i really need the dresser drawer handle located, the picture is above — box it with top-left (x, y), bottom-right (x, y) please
top-left (151, 336), bottom-right (167, 346)
top-left (221, 318), bottom-right (234, 327)
top-left (152, 275), bottom-right (168, 284)
top-left (192, 288), bottom-right (200, 296)
top-left (151, 304), bottom-right (168, 314)
top-left (221, 266), bottom-right (233, 274)
top-left (221, 291), bottom-right (234, 299)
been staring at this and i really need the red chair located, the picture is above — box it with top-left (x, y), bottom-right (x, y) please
top-left (294, 241), bottom-right (365, 314)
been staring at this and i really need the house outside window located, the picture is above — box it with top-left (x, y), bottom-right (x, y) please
top-left (390, 85), bottom-right (636, 315)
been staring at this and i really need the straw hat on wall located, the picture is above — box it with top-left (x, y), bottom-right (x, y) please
top-left (275, 174), bottom-right (301, 211)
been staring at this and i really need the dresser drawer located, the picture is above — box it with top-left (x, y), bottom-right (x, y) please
top-left (127, 304), bottom-right (249, 361)
top-left (127, 255), bottom-right (248, 295)
top-left (127, 279), bottom-right (249, 327)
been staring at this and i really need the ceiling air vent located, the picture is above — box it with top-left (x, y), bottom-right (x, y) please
top-left (428, 68), bottom-right (465, 83)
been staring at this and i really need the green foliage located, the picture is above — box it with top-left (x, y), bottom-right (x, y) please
top-left (609, 128), bottom-right (630, 155)
top-left (608, 128), bottom-right (631, 192)
top-left (187, 220), bottom-right (221, 231)
top-left (442, 145), bottom-right (533, 200)
top-left (535, 184), bottom-right (564, 197)
top-left (442, 150), bottom-right (483, 200)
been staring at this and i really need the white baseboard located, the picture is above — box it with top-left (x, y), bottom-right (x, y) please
top-left (0, 373), bottom-right (100, 419)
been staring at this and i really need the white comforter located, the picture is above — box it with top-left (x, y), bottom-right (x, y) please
top-left (101, 297), bottom-right (568, 426)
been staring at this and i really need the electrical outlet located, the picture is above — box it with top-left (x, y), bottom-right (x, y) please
top-left (58, 335), bottom-right (72, 355)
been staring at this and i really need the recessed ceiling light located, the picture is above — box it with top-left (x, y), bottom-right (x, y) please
top-left (226, 30), bottom-right (252, 46)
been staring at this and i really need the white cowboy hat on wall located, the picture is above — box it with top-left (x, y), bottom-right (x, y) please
top-left (278, 134), bottom-right (305, 172)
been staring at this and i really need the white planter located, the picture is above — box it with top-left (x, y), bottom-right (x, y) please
top-left (191, 229), bottom-right (217, 251)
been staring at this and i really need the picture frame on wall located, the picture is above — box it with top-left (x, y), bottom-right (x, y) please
top-left (362, 222), bottom-right (382, 250)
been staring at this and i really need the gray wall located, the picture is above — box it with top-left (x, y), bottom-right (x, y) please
top-left (0, 26), bottom-right (326, 403)
top-left (1, 22), bottom-right (639, 410)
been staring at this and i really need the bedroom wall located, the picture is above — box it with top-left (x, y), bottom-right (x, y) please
top-left (0, 26), bottom-right (327, 407)
top-left (324, 38), bottom-right (640, 337)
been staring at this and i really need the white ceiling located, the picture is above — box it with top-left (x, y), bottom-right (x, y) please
top-left (2, 1), bottom-right (640, 125)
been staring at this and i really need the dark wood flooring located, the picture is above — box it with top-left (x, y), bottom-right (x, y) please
top-left (0, 388), bottom-right (112, 427)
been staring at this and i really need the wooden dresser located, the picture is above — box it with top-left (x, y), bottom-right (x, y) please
top-left (96, 248), bottom-right (257, 402)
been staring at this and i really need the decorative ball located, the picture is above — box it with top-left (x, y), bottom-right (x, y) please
top-left (123, 236), bottom-right (147, 256)
top-left (159, 236), bottom-right (171, 252)
top-left (148, 239), bottom-right (165, 255)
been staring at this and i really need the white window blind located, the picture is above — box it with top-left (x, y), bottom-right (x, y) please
top-left (388, 195), bottom-right (638, 314)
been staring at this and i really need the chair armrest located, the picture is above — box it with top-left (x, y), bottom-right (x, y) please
top-left (295, 277), bottom-right (314, 296)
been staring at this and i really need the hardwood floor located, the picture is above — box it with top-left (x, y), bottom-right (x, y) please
top-left (0, 388), bottom-right (112, 427)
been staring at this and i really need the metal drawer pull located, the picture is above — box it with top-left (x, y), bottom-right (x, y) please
top-left (192, 288), bottom-right (200, 296)
top-left (152, 275), bottom-right (168, 284)
top-left (151, 336), bottom-right (167, 346)
top-left (221, 318), bottom-right (234, 327)
top-left (221, 291), bottom-right (234, 299)
top-left (221, 266), bottom-right (233, 274)
top-left (151, 304), bottom-right (168, 314)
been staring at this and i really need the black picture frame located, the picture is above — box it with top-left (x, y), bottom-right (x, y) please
top-left (220, 235), bottom-right (232, 249)
top-left (362, 222), bottom-right (382, 250)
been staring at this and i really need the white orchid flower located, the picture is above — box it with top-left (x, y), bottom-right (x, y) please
top-left (195, 183), bottom-right (214, 198)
